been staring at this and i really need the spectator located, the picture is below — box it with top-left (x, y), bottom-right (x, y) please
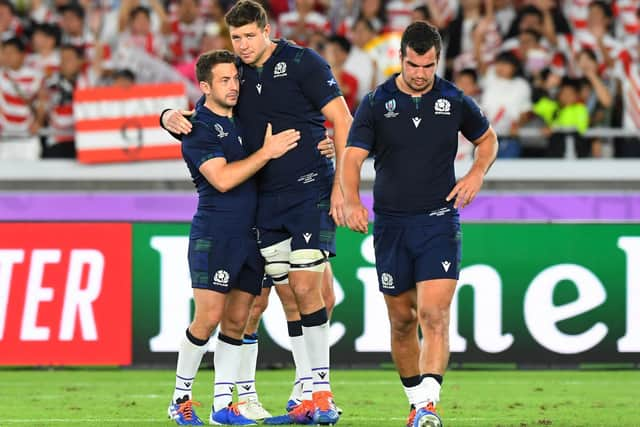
top-left (344, 16), bottom-right (376, 101)
top-left (533, 77), bottom-right (590, 157)
top-left (520, 0), bottom-right (571, 46)
top-left (39, 44), bottom-right (87, 158)
top-left (386, 0), bottom-right (420, 33)
top-left (58, 2), bottom-right (110, 74)
top-left (175, 22), bottom-right (231, 84)
top-left (0, 38), bottom-right (44, 138)
top-left (517, 29), bottom-right (552, 78)
top-left (425, 0), bottom-right (459, 30)
top-left (27, 23), bottom-right (62, 79)
top-left (165, 0), bottom-right (205, 65)
top-left (446, 0), bottom-right (502, 77)
top-left (118, 6), bottom-right (167, 59)
top-left (454, 68), bottom-right (482, 160)
top-left (336, 0), bottom-right (386, 38)
top-left (576, 48), bottom-right (614, 157)
top-left (480, 51), bottom-right (532, 158)
top-left (277, 0), bottom-right (331, 46)
top-left (411, 5), bottom-right (432, 23)
top-left (0, 0), bottom-right (23, 41)
top-left (351, 16), bottom-right (401, 84)
top-left (325, 35), bottom-right (359, 112)
top-left (112, 68), bottom-right (136, 88)
top-left (556, 1), bottom-right (621, 77)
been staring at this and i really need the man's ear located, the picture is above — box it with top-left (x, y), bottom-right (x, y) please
top-left (199, 81), bottom-right (210, 95)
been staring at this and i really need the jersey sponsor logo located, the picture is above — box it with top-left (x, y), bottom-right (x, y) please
top-left (384, 99), bottom-right (399, 118)
top-left (256, 83), bottom-right (262, 94)
top-left (412, 117), bottom-right (422, 128)
top-left (213, 270), bottom-right (230, 287)
top-left (434, 98), bottom-right (451, 115)
top-left (214, 123), bottom-right (228, 139)
top-left (381, 272), bottom-right (394, 289)
top-left (274, 62), bottom-right (287, 78)
top-left (428, 207), bottom-right (451, 217)
top-left (441, 261), bottom-right (451, 272)
top-left (297, 172), bottom-right (318, 184)
top-left (327, 78), bottom-right (337, 87)
top-left (303, 233), bottom-right (312, 244)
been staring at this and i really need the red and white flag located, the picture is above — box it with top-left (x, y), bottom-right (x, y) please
top-left (74, 83), bottom-right (187, 164)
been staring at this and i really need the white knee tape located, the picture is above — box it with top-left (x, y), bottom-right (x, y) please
top-left (289, 249), bottom-right (327, 272)
top-left (260, 238), bottom-right (291, 284)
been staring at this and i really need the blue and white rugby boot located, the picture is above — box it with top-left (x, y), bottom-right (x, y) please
top-left (413, 402), bottom-right (442, 427)
top-left (167, 396), bottom-right (204, 425)
top-left (209, 403), bottom-right (257, 425)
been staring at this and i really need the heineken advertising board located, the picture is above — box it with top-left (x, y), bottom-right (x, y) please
top-left (131, 223), bottom-right (640, 366)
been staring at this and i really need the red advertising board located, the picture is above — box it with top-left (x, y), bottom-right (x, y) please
top-left (0, 223), bottom-right (132, 365)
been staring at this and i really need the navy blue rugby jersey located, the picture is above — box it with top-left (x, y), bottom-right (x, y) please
top-left (347, 75), bottom-right (489, 215)
top-left (181, 104), bottom-right (257, 235)
top-left (235, 39), bottom-right (342, 194)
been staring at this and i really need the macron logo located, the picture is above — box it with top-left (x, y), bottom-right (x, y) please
top-left (303, 233), bottom-right (312, 244)
top-left (441, 261), bottom-right (451, 272)
top-left (318, 372), bottom-right (327, 379)
top-left (412, 117), bottom-right (421, 128)
top-left (256, 83), bottom-right (262, 94)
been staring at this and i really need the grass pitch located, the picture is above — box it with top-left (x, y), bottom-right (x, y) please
top-left (1, 368), bottom-right (639, 426)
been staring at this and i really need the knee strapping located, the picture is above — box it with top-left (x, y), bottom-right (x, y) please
top-left (260, 238), bottom-right (291, 284)
top-left (289, 249), bottom-right (327, 272)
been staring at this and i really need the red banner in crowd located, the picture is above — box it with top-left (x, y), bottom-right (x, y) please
top-left (0, 223), bottom-right (132, 365)
top-left (74, 83), bottom-right (187, 163)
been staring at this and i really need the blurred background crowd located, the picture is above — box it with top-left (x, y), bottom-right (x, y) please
top-left (0, 0), bottom-right (639, 159)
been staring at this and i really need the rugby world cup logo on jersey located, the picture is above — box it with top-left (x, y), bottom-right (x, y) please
top-left (213, 270), bottom-right (230, 287)
top-left (274, 62), bottom-right (287, 78)
top-left (214, 123), bottom-right (228, 138)
top-left (434, 98), bottom-right (451, 115)
top-left (384, 99), bottom-right (399, 118)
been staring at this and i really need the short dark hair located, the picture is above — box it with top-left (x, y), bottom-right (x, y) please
top-left (560, 76), bottom-right (582, 93)
top-left (2, 37), bottom-right (26, 52)
top-left (400, 21), bottom-right (442, 58)
top-left (495, 50), bottom-right (522, 75)
top-left (589, 0), bottom-right (613, 19)
top-left (457, 68), bottom-right (478, 83)
top-left (59, 4), bottom-right (85, 20)
top-left (327, 35), bottom-right (351, 54)
top-left (130, 6), bottom-right (151, 21)
top-left (196, 49), bottom-right (237, 84)
top-left (519, 5), bottom-right (544, 23)
top-left (352, 15), bottom-right (377, 33)
top-left (113, 68), bottom-right (136, 82)
top-left (32, 23), bottom-right (62, 47)
top-left (60, 43), bottom-right (85, 59)
top-left (413, 5), bottom-right (431, 21)
top-left (225, 0), bottom-right (268, 29)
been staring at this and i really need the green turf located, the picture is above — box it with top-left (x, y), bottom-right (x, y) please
top-left (1, 369), bottom-right (639, 426)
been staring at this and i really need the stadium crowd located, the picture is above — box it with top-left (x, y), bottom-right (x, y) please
top-left (0, 0), bottom-right (639, 159)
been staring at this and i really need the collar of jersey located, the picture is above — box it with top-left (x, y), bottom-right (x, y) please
top-left (382, 73), bottom-right (442, 96)
top-left (195, 103), bottom-right (233, 121)
top-left (251, 39), bottom-right (289, 70)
